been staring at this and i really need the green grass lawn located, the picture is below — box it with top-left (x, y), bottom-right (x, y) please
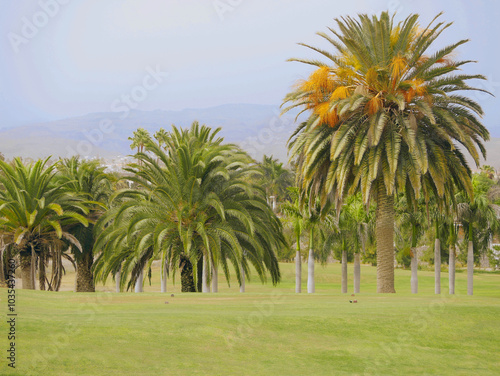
top-left (2, 263), bottom-right (500, 375)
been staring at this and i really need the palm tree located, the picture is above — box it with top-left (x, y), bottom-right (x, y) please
top-left (283, 12), bottom-right (489, 292)
top-left (395, 194), bottom-right (426, 294)
top-left (128, 128), bottom-right (151, 155)
top-left (0, 158), bottom-right (88, 289)
top-left (281, 187), bottom-right (305, 293)
top-left (259, 155), bottom-right (294, 210)
top-left (94, 123), bottom-right (283, 292)
top-left (457, 183), bottom-right (500, 295)
top-left (57, 157), bottom-right (112, 292)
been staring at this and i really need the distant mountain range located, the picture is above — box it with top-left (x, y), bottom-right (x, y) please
top-left (0, 104), bottom-right (299, 163)
top-left (0, 103), bottom-right (498, 170)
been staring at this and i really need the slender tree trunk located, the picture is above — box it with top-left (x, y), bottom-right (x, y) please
top-left (202, 254), bottom-right (210, 293)
top-left (354, 252), bottom-right (360, 294)
top-left (31, 244), bottom-right (36, 290)
top-left (341, 249), bottom-right (348, 294)
top-left (449, 245), bottom-right (456, 295)
top-left (212, 263), bottom-right (218, 293)
top-left (20, 252), bottom-right (35, 290)
top-left (39, 253), bottom-right (46, 291)
top-left (307, 227), bottom-right (315, 294)
top-left (240, 265), bottom-right (245, 293)
top-left (435, 238), bottom-right (441, 294)
top-left (76, 251), bottom-right (95, 292)
top-left (410, 249), bottom-right (418, 294)
top-left (161, 256), bottom-right (167, 293)
top-left (135, 269), bottom-right (143, 293)
top-left (295, 234), bottom-right (301, 293)
top-left (467, 240), bottom-right (474, 295)
top-left (196, 257), bottom-right (203, 292)
top-left (115, 269), bottom-right (121, 293)
top-left (376, 184), bottom-right (395, 293)
top-left (410, 223), bottom-right (418, 294)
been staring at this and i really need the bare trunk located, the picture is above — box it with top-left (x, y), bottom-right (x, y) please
top-left (76, 251), bottom-right (95, 292)
top-left (134, 269), bottom-right (143, 293)
top-left (240, 265), bottom-right (245, 293)
top-left (31, 245), bottom-right (36, 290)
top-left (212, 263), bottom-right (218, 293)
top-left (20, 252), bottom-right (35, 290)
top-left (202, 254), bottom-right (210, 293)
top-left (435, 238), bottom-right (441, 294)
top-left (410, 248), bottom-right (418, 294)
top-left (115, 269), bottom-right (121, 293)
top-left (39, 253), bottom-right (46, 291)
top-left (376, 184), bottom-right (395, 293)
top-left (161, 257), bottom-right (167, 293)
top-left (354, 252), bottom-right (360, 294)
top-left (467, 240), bottom-right (474, 295)
top-left (449, 245), bottom-right (456, 295)
top-left (295, 250), bottom-right (301, 293)
top-left (307, 248), bottom-right (315, 293)
top-left (341, 250), bottom-right (347, 294)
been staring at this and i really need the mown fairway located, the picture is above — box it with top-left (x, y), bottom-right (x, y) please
top-left (2, 263), bottom-right (500, 376)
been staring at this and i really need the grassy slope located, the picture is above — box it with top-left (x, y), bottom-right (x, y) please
top-left (2, 263), bottom-right (500, 376)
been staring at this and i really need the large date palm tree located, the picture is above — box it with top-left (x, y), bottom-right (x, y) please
top-left (94, 123), bottom-right (283, 292)
top-left (283, 12), bottom-right (489, 292)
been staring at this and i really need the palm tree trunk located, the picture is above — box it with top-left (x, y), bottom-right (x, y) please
top-left (161, 255), bottom-right (167, 293)
top-left (20, 251), bottom-right (34, 290)
top-left (354, 252), bottom-right (360, 294)
top-left (180, 254), bottom-right (196, 292)
top-left (376, 184), bottom-right (395, 293)
top-left (449, 245), bottom-right (456, 295)
top-left (76, 251), bottom-right (95, 292)
top-left (240, 265), bottom-right (245, 293)
top-left (212, 263), bottom-right (218, 293)
top-left (467, 240), bottom-right (474, 295)
top-left (410, 223), bottom-right (418, 294)
top-left (341, 249), bottom-right (347, 294)
top-left (435, 238), bottom-right (441, 294)
top-left (39, 252), bottom-right (46, 291)
top-left (135, 269), bottom-right (143, 293)
top-left (307, 227), bottom-right (315, 294)
top-left (31, 244), bottom-right (36, 290)
top-left (295, 234), bottom-right (301, 293)
top-left (115, 269), bottom-right (121, 293)
top-left (202, 254), bottom-right (210, 293)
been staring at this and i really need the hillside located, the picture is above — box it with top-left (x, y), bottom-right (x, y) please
top-left (0, 103), bottom-right (498, 169)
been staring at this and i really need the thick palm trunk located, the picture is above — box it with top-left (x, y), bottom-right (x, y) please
top-left (134, 269), bottom-right (143, 293)
top-left (115, 269), bottom-right (121, 293)
top-left (295, 235), bottom-right (301, 293)
top-left (449, 245), bottom-right (456, 295)
top-left (341, 249), bottom-right (347, 294)
top-left (435, 238), bottom-right (441, 294)
top-left (376, 184), bottom-right (395, 293)
top-left (202, 254), bottom-right (210, 293)
top-left (307, 227), bottom-right (315, 293)
top-left (76, 252), bottom-right (95, 292)
top-left (240, 265), bottom-right (245, 293)
top-left (467, 240), bottom-right (474, 295)
top-left (20, 252), bottom-right (35, 290)
top-left (180, 254), bottom-right (196, 292)
top-left (354, 252), bottom-right (360, 294)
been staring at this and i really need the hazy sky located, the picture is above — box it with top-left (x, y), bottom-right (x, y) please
top-left (1, 0), bottom-right (500, 135)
